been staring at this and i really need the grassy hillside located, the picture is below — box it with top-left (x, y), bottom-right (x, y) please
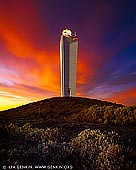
top-left (0, 97), bottom-right (136, 169)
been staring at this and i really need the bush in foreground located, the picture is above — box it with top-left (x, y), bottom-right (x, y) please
top-left (0, 123), bottom-right (136, 170)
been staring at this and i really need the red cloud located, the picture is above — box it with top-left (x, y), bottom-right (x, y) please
top-left (107, 87), bottom-right (136, 105)
top-left (0, 0), bottom-right (60, 100)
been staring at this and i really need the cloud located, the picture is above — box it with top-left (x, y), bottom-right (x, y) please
top-left (0, 0), bottom-right (136, 110)
top-left (0, 1), bottom-right (60, 101)
top-left (107, 87), bottom-right (136, 105)
top-left (78, 52), bottom-right (136, 103)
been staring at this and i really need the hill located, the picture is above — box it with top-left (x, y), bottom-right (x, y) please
top-left (0, 97), bottom-right (136, 169)
top-left (0, 97), bottom-right (123, 126)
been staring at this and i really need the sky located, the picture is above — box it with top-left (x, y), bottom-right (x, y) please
top-left (0, 0), bottom-right (136, 110)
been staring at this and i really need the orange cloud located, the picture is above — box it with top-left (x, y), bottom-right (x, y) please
top-left (0, 0), bottom-right (60, 97)
top-left (107, 87), bottom-right (136, 105)
top-left (0, 2), bottom-right (90, 105)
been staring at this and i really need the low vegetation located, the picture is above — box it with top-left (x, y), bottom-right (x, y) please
top-left (0, 123), bottom-right (136, 170)
top-left (0, 97), bottom-right (136, 169)
top-left (0, 97), bottom-right (123, 126)
top-left (66, 105), bottom-right (136, 125)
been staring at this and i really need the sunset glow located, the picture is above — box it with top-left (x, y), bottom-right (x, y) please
top-left (0, 0), bottom-right (136, 110)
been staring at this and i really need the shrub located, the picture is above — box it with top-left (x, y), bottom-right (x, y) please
top-left (67, 105), bottom-right (136, 126)
top-left (1, 123), bottom-right (136, 169)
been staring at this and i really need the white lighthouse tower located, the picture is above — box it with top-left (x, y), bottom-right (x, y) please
top-left (60, 28), bottom-right (78, 97)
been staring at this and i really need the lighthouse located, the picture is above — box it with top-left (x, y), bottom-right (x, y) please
top-left (60, 28), bottom-right (78, 97)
